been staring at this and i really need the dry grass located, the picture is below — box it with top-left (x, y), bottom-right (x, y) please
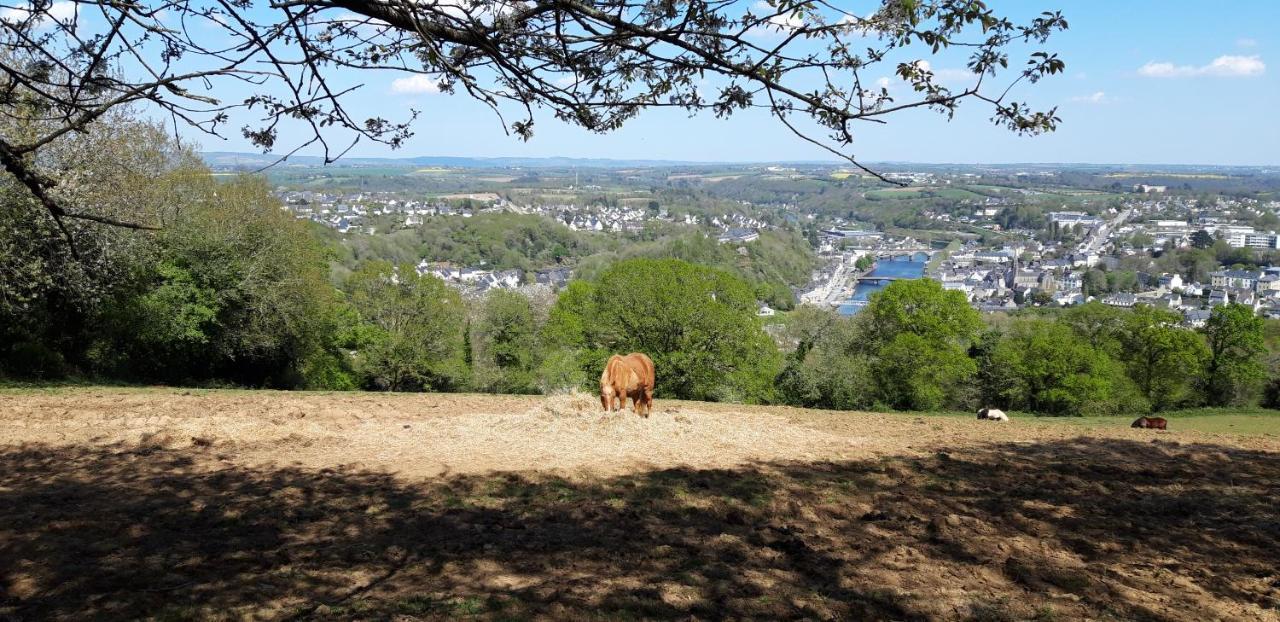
top-left (7, 388), bottom-right (1277, 480)
top-left (2, 388), bottom-right (1279, 620)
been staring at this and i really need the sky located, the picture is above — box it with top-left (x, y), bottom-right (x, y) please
top-left (159, 1), bottom-right (1280, 165)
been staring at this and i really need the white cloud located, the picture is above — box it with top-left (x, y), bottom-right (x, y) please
top-left (1070, 91), bottom-right (1109, 104)
top-left (875, 76), bottom-right (891, 90)
top-left (1237, 38), bottom-right (1258, 48)
top-left (1206, 54), bottom-right (1266, 76)
top-left (1138, 54), bottom-right (1265, 78)
top-left (390, 74), bottom-right (441, 95)
top-left (0, 1), bottom-right (76, 28)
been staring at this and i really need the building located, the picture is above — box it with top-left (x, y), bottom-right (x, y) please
top-left (1183, 309), bottom-right (1212, 328)
top-left (1209, 270), bottom-right (1262, 291)
top-left (1228, 232), bottom-right (1280, 250)
top-left (717, 228), bottom-right (760, 244)
top-left (1011, 269), bottom-right (1040, 289)
top-left (1103, 293), bottom-right (1137, 308)
top-left (1048, 211), bottom-right (1103, 228)
top-left (1157, 273), bottom-right (1184, 291)
top-left (1150, 219), bottom-right (1189, 231)
top-left (820, 228), bottom-right (882, 241)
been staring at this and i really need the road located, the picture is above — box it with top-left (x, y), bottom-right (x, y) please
top-left (1081, 207), bottom-right (1133, 254)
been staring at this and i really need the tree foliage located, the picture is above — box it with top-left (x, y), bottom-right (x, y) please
top-left (471, 289), bottom-right (541, 394)
top-left (983, 319), bottom-right (1143, 416)
top-left (544, 258), bottom-right (780, 402)
top-left (1120, 306), bottom-right (1209, 410)
top-left (862, 279), bottom-right (982, 410)
top-left (343, 262), bottom-right (469, 391)
top-left (1202, 303), bottom-right (1266, 406)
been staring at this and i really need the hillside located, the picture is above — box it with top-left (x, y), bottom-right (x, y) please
top-left (2, 388), bottom-right (1278, 620)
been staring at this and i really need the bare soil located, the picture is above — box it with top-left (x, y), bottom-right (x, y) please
top-left (2, 388), bottom-right (1279, 621)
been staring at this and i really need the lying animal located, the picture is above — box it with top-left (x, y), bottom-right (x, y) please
top-left (977, 408), bottom-right (1008, 422)
top-left (600, 352), bottom-right (656, 417)
top-left (1131, 416), bottom-right (1167, 430)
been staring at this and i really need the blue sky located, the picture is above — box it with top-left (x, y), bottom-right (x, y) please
top-left (187, 1), bottom-right (1278, 165)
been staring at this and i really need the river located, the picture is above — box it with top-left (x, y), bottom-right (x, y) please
top-left (836, 253), bottom-right (929, 316)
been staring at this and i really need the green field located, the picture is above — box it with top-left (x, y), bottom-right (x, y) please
top-left (907, 407), bottom-right (1280, 437)
top-left (864, 187), bottom-right (988, 201)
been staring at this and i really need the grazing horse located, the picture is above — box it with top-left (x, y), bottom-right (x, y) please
top-left (600, 353), bottom-right (656, 417)
top-left (977, 408), bottom-right (1008, 422)
top-left (622, 352), bottom-right (655, 407)
top-left (1131, 416), bottom-right (1168, 430)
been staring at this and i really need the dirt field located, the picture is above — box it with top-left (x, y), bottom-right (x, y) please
top-left (2, 388), bottom-right (1279, 620)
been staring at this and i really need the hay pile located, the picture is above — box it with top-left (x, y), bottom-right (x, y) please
top-left (421, 390), bottom-right (864, 475)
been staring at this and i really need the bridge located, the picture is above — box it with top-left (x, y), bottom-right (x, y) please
top-left (855, 274), bottom-right (914, 282)
top-left (840, 246), bottom-right (937, 254)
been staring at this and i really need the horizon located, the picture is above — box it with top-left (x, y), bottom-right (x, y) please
top-left (202, 150), bottom-right (1280, 170)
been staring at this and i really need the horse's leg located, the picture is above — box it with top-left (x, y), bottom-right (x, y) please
top-left (643, 388), bottom-right (653, 417)
top-left (601, 389), bottom-right (610, 411)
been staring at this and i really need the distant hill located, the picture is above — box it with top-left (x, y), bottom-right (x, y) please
top-left (201, 151), bottom-right (1279, 175)
top-left (201, 151), bottom-right (746, 170)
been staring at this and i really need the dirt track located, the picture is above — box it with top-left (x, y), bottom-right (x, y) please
top-left (2, 389), bottom-right (1280, 621)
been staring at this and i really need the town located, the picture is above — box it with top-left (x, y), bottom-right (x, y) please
top-left (269, 162), bottom-right (1280, 326)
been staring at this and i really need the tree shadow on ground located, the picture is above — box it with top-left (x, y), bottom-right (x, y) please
top-left (1, 437), bottom-right (1278, 621)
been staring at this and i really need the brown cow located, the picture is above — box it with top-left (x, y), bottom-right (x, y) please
top-left (599, 352), bottom-right (656, 417)
top-left (1131, 416), bottom-right (1168, 430)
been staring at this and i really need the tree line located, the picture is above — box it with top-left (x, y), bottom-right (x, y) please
top-left (3, 119), bottom-right (1275, 414)
top-left (779, 284), bottom-right (1270, 415)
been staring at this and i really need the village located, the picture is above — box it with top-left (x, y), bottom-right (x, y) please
top-left (802, 189), bottom-right (1280, 325)
top-left (275, 177), bottom-right (1280, 323)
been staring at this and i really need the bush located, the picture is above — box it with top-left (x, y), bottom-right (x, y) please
top-left (538, 348), bottom-right (589, 394)
top-left (3, 341), bottom-right (67, 379)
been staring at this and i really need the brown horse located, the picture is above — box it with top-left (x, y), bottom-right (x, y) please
top-left (1131, 416), bottom-right (1168, 430)
top-left (600, 352), bottom-right (655, 417)
top-left (622, 352), bottom-right (654, 416)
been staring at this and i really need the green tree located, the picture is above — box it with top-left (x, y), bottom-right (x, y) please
top-left (1061, 301), bottom-right (1127, 356)
top-left (776, 307), bottom-right (876, 410)
top-left (1082, 269), bottom-right (1108, 297)
top-left (985, 319), bottom-right (1144, 416)
top-left (1128, 232), bottom-right (1154, 248)
top-left (545, 258), bottom-right (780, 403)
top-left (80, 175), bottom-right (343, 388)
top-left (1202, 303), bottom-right (1266, 406)
top-left (862, 279), bottom-right (982, 410)
top-left (874, 331), bottom-right (977, 411)
top-left (1190, 229), bottom-right (1214, 249)
top-left (471, 290), bottom-right (540, 394)
top-left (1120, 306), bottom-right (1209, 409)
top-left (345, 262), bottom-right (469, 391)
